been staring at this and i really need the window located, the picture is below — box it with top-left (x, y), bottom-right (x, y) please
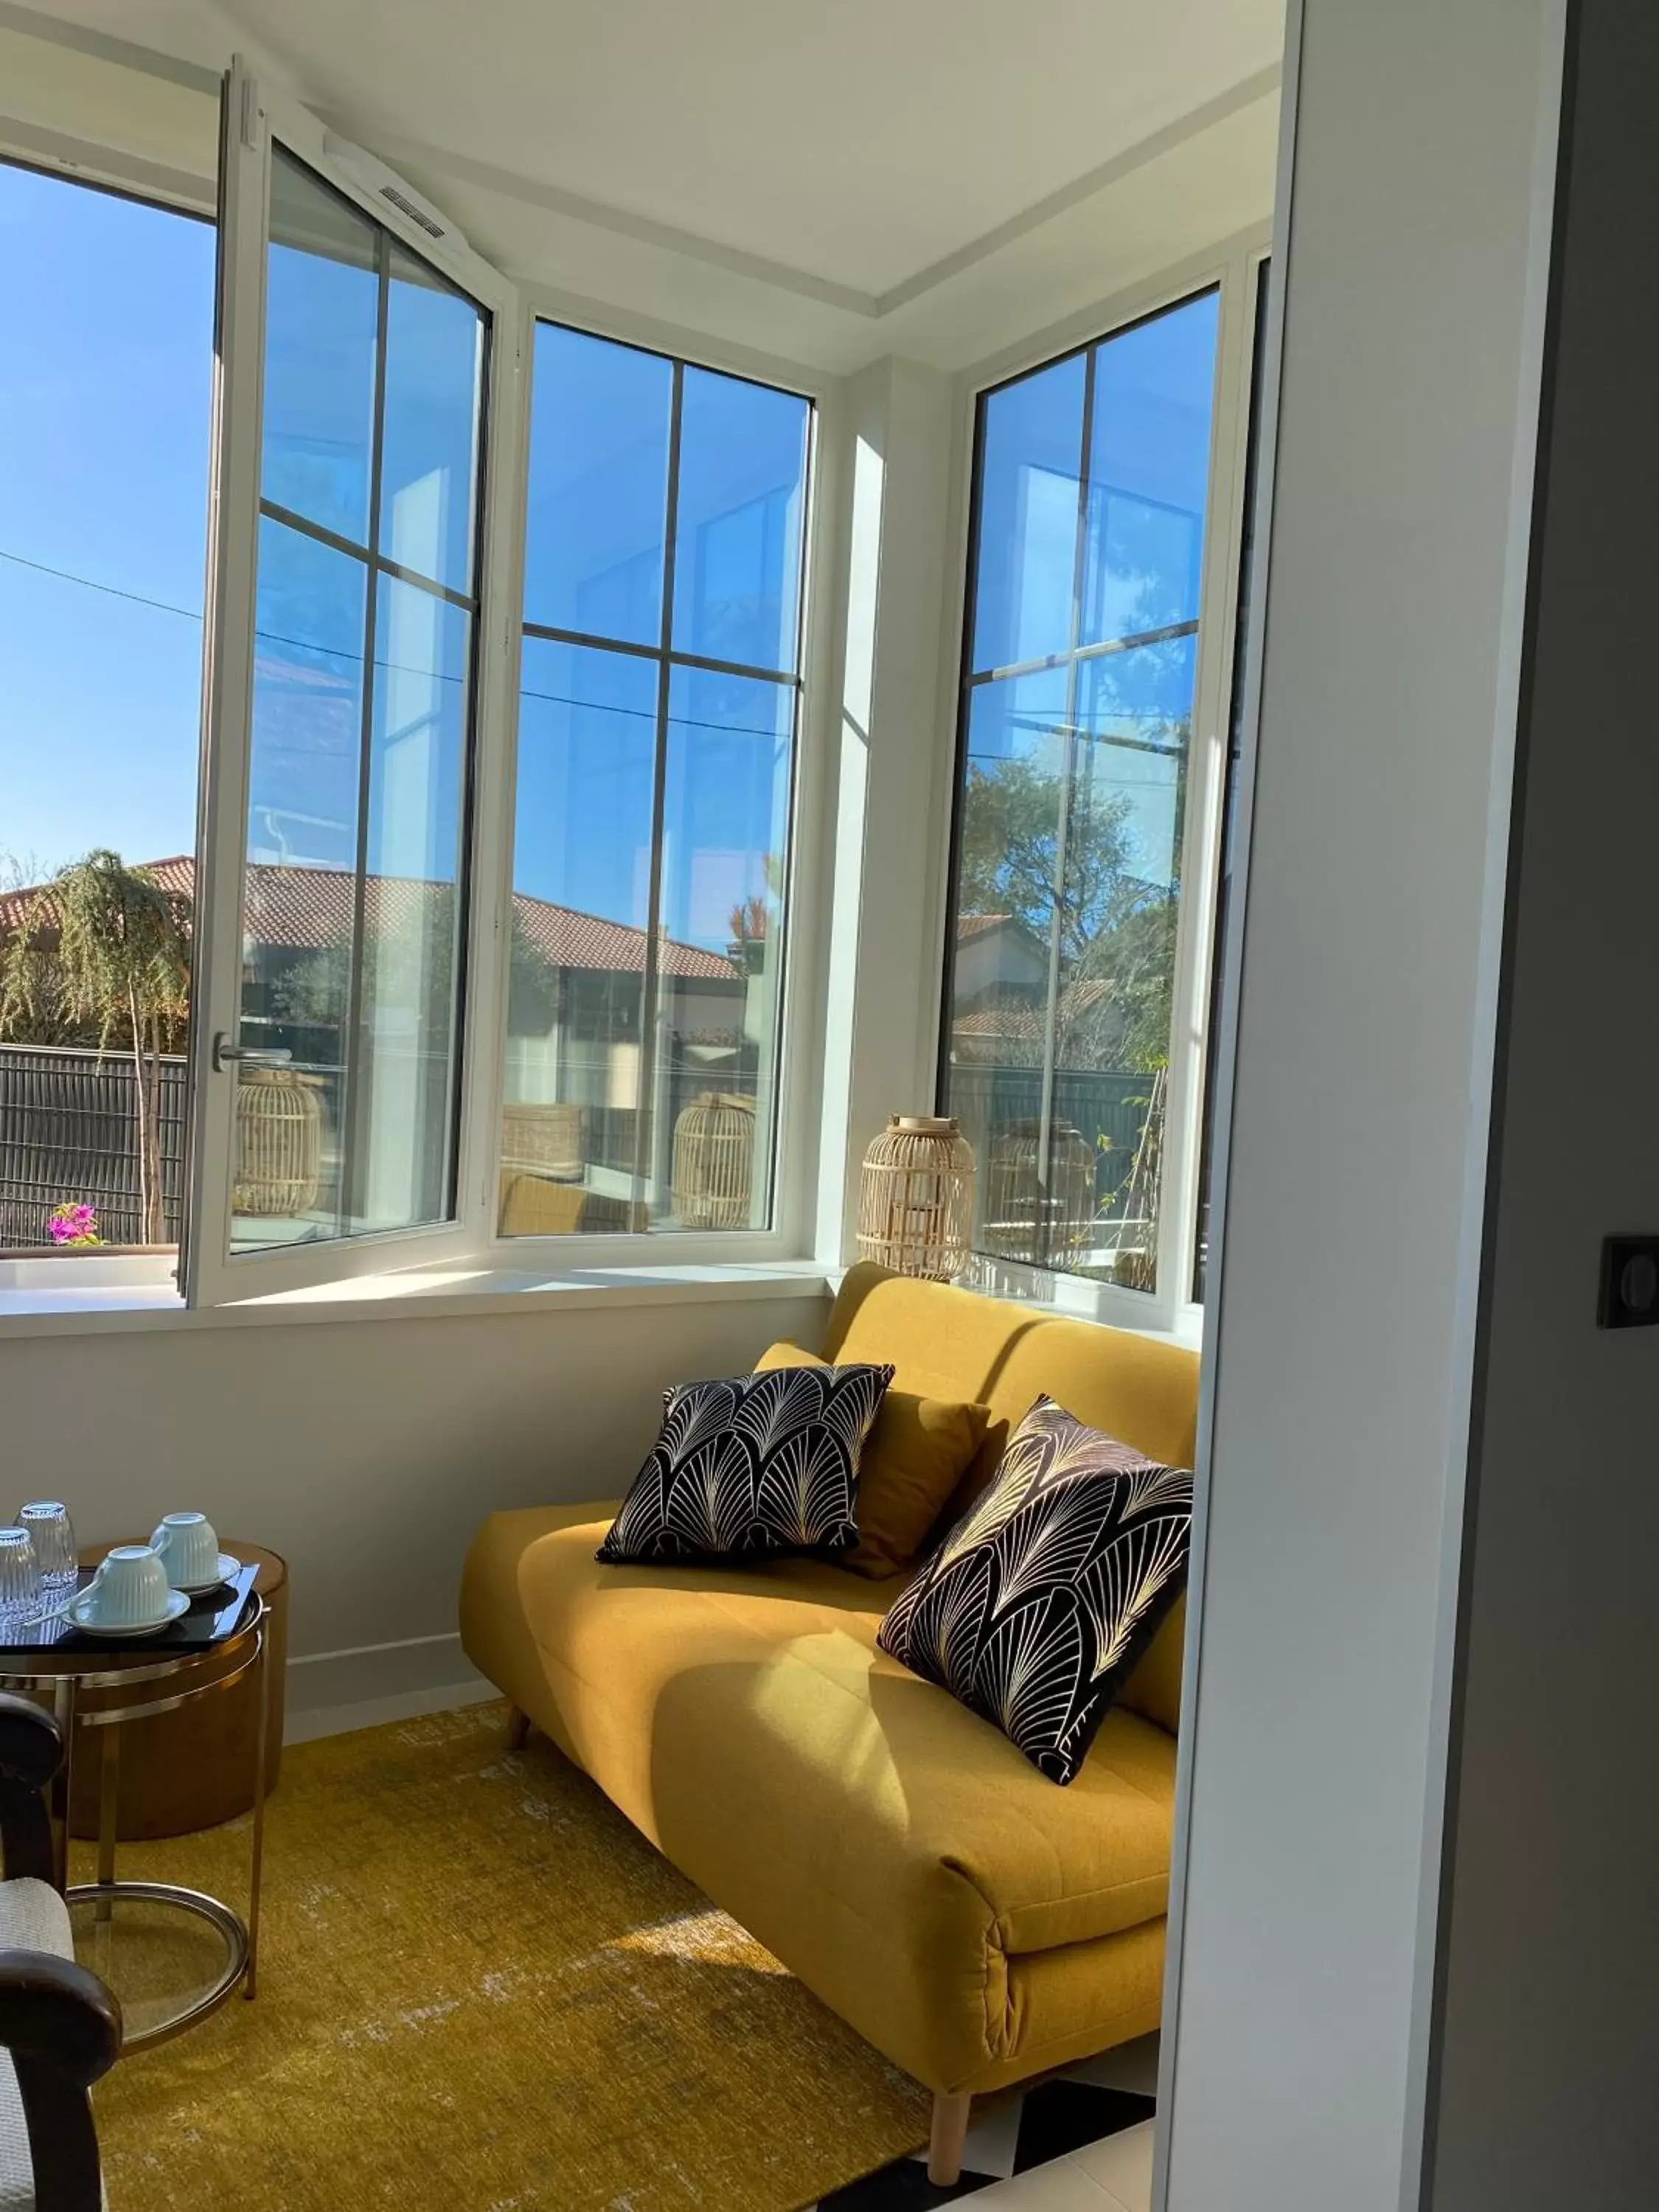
top-left (0, 161), bottom-right (214, 1253)
top-left (500, 323), bottom-right (812, 1238)
top-left (226, 149), bottom-right (489, 1252)
top-left (940, 289), bottom-right (1221, 1301)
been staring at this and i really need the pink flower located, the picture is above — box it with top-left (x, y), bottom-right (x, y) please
top-left (48, 1203), bottom-right (100, 1247)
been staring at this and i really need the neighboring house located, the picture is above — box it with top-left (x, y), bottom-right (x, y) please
top-left (949, 914), bottom-right (1126, 1069)
top-left (0, 855), bottom-right (749, 1108)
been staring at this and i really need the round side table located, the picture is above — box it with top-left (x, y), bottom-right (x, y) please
top-left (68, 1540), bottom-right (287, 1840)
top-left (0, 1595), bottom-right (272, 2049)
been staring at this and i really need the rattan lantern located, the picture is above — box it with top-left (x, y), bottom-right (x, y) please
top-left (501, 1099), bottom-right (585, 1183)
top-left (855, 1114), bottom-right (975, 1280)
top-left (672, 1092), bottom-right (757, 1228)
top-left (232, 1067), bottom-right (324, 1217)
top-left (984, 1117), bottom-right (1096, 1265)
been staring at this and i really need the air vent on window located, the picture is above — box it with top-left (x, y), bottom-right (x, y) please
top-left (377, 185), bottom-right (444, 240)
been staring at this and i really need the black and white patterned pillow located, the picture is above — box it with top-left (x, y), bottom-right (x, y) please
top-left (597, 1363), bottom-right (895, 1565)
top-left (877, 1395), bottom-right (1192, 1784)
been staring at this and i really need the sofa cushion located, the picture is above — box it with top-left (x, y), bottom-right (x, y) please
top-left (821, 1263), bottom-right (1200, 1735)
top-left (753, 1341), bottom-right (990, 1578)
top-left (878, 1397), bottom-right (1193, 1784)
top-left (461, 1501), bottom-right (1178, 2090)
top-left (597, 1363), bottom-right (893, 1565)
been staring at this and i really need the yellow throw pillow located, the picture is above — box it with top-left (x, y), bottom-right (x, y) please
top-left (754, 1341), bottom-right (989, 1579)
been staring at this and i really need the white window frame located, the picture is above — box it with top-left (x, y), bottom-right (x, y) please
top-left (929, 231), bottom-right (1270, 1337)
top-left (184, 66), bottom-right (528, 1306)
top-left (470, 284), bottom-right (843, 1276)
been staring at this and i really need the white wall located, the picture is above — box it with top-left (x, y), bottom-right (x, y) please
top-left (0, 1287), bottom-right (830, 1719)
top-left (1423, 6), bottom-right (1659, 2202)
top-left (1161, 1), bottom-right (1565, 2207)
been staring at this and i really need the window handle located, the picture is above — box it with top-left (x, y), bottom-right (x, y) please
top-left (212, 1034), bottom-right (293, 1074)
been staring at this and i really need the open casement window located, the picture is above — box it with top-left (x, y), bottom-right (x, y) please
top-left (186, 67), bottom-right (521, 1304)
top-left (939, 270), bottom-right (1257, 1332)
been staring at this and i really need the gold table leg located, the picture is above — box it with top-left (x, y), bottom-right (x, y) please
top-left (95, 1725), bottom-right (120, 1921)
top-left (246, 1621), bottom-right (270, 1999)
top-left (50, 1675), bottom-right (76, 1893)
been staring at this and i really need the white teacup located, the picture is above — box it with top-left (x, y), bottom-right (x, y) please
top-left (86, 1545), bottom-right (172, 1630)
top-left (148, 1512), bottom-right (220, 1591)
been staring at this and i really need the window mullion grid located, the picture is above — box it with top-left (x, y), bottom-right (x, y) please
top-left (629, 359), bottom-right (685, 1230)
top-left (1035, 344), bottom-right (1097, 1273)
top-left (338, 225), bottom-right (393, 1240)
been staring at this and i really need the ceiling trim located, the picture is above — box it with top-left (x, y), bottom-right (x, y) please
top-left (1, 1), bottom-right (1281, 323)
top-left (872, 63), bottom-right (1281, 314)
top-left (0, 0), bottom-right (220, 92)
top-left (319, 116), bottom-right (884, 316)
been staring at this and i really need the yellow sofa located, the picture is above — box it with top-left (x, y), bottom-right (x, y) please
top-left (458, 1262), bottom-right (1198, 2181)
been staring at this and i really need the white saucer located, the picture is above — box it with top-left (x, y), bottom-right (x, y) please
top-left (63, 1588), bottom-right (192, 1638)
top-left (171, 1554), bottom-right (243, 1596)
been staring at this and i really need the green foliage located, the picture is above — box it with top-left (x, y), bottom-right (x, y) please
top-left (0, 849), bottom-right (190, 1052)
top-left (955, 741), bottom-right (1184, 1074)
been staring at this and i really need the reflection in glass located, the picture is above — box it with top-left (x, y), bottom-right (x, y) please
top-left (499, 641), bottom-right (657, 1235)
top-left (943, 290), bottom-right (1219, 1295)
top-left (379, 246), bottom-right (484, 593)
top-left (232, 147), bottom-right (488, 1255)
top-left (650, 667), bottom-right (793, 1229)
top-left (672, 369), bottom-right (810, 674)
top-left (501, 321), bottom-right (813, 1241)
top-left (521, 327), bottom-right (672, 648)
top-left (969, 351), bottom-right (1087, 675)
top-left (262, 150), bottom-right (378, 545)
top-left (1083, 293), bottom-right (1218, 645)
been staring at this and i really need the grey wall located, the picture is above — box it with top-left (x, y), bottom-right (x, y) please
top-left (1161, 1), bottom-right (1566, 2206)
top-left (0, 1288), bottom-right (829, 1713)
top-left (1424, 6), bottom-right (1659, 2204)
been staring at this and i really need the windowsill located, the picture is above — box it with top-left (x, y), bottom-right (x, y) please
top-left (0, 1259), bottom-right (834, 1338)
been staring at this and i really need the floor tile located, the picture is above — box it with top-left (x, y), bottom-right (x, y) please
top-left (1014, 2082), bottom-right (1155, 2171)
top-left (912, 2090), bottom-right (1022, 2180)
top-left (1069, 2120), bottom-right (1155, 2211)
top-left (955, 2160), bottom-right (1118, 2208)
top-left (1059, 2034), bottom-right (1161, 2101)
top-left (814, 2162), bottom-right (1001, 2208)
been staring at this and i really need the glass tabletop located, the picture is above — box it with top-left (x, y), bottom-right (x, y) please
top-left (69, 1886), bottom-right (247, 2045)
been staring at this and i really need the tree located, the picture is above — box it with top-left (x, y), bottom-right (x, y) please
top-left (955, 740), bottom-right (1185, 1074)
top-left (0, 850), bottom-right (192, 1245)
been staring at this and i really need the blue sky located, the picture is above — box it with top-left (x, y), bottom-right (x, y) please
top-left (0, 159), bottom-right (805, 955)
top-left (0, 163), bottom-right (214, 883)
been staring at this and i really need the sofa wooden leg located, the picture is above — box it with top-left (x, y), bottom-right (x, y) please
top-left (928, 2091), bottom-right (971, 2186)
top-left (505, 1705), bottom-right (531, 1751)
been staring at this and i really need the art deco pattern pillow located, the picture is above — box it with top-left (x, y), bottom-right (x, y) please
top-left (877, 1395), bottom-right (1193, 1784)
top-left (597, 1363), bottom-right (894, 1565)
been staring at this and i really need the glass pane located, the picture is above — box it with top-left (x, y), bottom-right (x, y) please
top-left (1083, 292), bottom-right (1219, 647)
top-left (378, 246), bottom-right (485, 594)
top-left (1054, 639), bottom-right (1195, 1293)
top-left (941, 669), bottom-right (1069, 1263)
top-left (350, 577), bottom-right (471, 1234)
top-left (262, 150), bottom-right (378, 547)
top-left (646, 667), bottom-right (793, 1231)
top-left (0, 161), bottom-right (212, 1252)
top-left (672, 368), bottom-right (810, 673)
top-left (521, 325), bottom-right (671, 647)
top-left (968, 352), bottom-right (1086, 676)
top-left (498, 640), bottom-right (658, 1237)
top-left (234, 515), bottom-right (368, 1250)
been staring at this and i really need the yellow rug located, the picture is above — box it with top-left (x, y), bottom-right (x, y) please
top-left (79, 1701), bottom-right (928, 2211)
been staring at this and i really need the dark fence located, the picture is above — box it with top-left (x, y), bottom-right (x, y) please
top-left (945, 1063), bottom-right (1157, 1219)
top-left (0, 1043), bottom-right (188, 1248)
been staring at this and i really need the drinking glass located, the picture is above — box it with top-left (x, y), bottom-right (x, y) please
top-left (18, 1502), bottom-right (77, 1590)
top-left (0, 1528), bottom-right (42, 1629)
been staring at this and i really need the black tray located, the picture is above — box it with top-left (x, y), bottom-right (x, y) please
top-left (0, 1561), bottom-right (260, 1658)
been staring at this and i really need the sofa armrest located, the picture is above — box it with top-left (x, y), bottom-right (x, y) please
top-left (0, 1696), bottom-right (63, 1885)
top-left (0, 1950), bottom-right (119, 2212)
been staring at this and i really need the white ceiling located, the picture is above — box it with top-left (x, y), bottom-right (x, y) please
top-left (3, 0), bottom-right (1284, 370)
top-left (211, 0), bottom-right (1283, 298)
